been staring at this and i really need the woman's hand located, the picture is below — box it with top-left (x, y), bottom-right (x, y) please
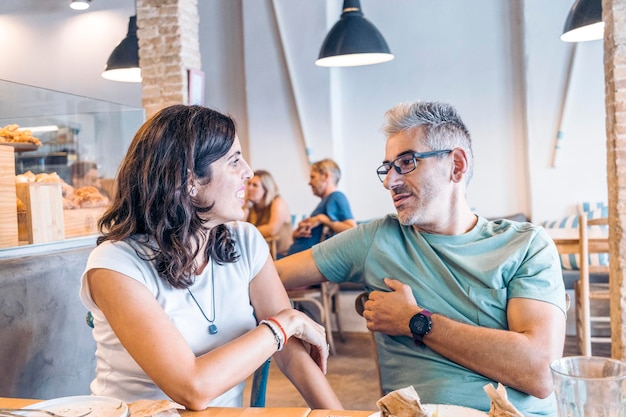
top-left (250, 256), bottom-right (341, 409)
top-left (272, 308), bottom-right (330, 374)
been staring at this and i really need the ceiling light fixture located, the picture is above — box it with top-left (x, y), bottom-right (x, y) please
top-left (561, 0), bottom-right (604, 42)
top-left (70, 0), bottom-right (91, 11)
top-left (19, 125), bottom-right (59, 133)
top-left (102, 15), bottom-right (142, 83)
top-left (315, 0), bottom-right (394, 67)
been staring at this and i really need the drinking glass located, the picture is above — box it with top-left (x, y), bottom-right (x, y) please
top-left (551, 356), bottom-right (626, 417)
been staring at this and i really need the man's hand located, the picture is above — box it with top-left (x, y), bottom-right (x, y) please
top-left (364, 278), bottom-right (566, 399)
top-left (293, 215), bottom-right (328, 238)
top-left (363, 278), bottom-right (420, 336)
top-left (293, 219), bottom-right (314, 238)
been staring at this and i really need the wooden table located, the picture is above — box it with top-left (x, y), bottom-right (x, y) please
top-left (0, 398), bottom-right (36, 409)
top-left (180, 408), bottom-right (311, 417)
top-left (548, 228), bottom-right (609, 255)
top-left (0, 398), bottom-right (374, 417)
top-left (306, 410), bottom-right (374, 417)
top-left (545, 228), bottom-right (580, 256)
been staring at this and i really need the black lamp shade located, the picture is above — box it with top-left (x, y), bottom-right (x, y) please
top-left (316, 0), bottom-right (393, 67)
top-left (102, 15), bottom-right (142, 82)
top-left (561, 0), bottom-right (604, 42)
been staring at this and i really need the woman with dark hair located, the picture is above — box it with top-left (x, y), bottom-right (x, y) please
top-left (245, 170), bottom-right (293, 258)
top-left (79, 105), bottom-right (341, 410)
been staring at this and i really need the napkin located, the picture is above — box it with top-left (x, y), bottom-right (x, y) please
top-left (129, 400), bottom-right (183, 417)
top-left (483, 383), bottom-right (525, 417)
top-left (376, 385), bottom-right (431, 417)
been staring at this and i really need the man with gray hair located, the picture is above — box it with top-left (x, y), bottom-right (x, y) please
top-left (277, 101), bottom-right (566, 416)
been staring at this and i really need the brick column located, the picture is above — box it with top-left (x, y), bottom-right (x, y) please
top-left (603, 0), bottom-right (626, 359)
top-left (136, 0), bottom-right (201, 118)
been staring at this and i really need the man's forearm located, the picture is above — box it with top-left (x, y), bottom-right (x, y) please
top-left (421, 312), bottom-right (562, 399)
top-left (275, 250), bottom-right (326, 289)
top-left (366, 282), bottom-right (565, 399)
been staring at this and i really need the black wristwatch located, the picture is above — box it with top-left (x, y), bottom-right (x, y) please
top-left (409, 309), bottom-right (432, 345)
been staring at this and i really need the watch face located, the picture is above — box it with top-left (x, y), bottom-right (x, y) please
top-left (409, 313), bottom-right (431, 336)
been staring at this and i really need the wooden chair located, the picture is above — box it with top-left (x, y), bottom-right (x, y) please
top-left (288, 281), bottom-right (344, 354)
top-left (266, 229), bottom-right (345, 353)
top-left (286, 226), bottom-right (344, 355)
top-left (575, 215), bottom-right (611, 356)
top-left (354, 291), bottom-right (384, 396)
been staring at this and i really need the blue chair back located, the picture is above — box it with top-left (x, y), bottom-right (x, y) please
top-left (249, 359), bottom-right (271, 407)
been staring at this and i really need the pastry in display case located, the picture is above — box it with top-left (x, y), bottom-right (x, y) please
top-left (0, 79), bottom-right (145, 248)
top-left (0, 123), bottom-right (42, 151)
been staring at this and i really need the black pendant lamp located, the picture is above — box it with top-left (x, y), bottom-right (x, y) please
top-left (561, 0), bottom-right (604, 42)
top-left (102, 15), bottom-right (142, 82)
top-left (315, 0), bottom-right (394, 67)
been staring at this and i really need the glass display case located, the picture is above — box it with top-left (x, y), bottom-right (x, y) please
top-left (0, 79), bottom-right (145, 250)
top-left (0, 79), bottom-right (144, 181)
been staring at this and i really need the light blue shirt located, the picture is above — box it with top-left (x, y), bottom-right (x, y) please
top-left (312, 214), bottom-right (565, 416)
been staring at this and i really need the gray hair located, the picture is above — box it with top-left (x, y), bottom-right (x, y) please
top-left (311, 158), bottom-right (341, 185)
top-left (382, 101), bottom-right (474, 185)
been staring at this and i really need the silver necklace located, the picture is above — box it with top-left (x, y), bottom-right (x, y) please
top-left (187, 259), bottom-right (218, 335)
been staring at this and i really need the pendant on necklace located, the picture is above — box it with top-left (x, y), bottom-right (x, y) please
top-left (187, 259), bottom-right (218, 336)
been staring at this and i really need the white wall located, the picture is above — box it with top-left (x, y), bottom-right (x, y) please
top-left (334, 1), bottom-right (531, 221)
top-left (199, 0), bottom-right (607, 222)
top-left (0, 0), bottom-right (607, 224)
top-left (524, 0), bottom-right (607, 220)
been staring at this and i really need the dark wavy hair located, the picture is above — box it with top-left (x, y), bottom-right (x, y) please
top-left (97, 105), bottom-right (239, 289)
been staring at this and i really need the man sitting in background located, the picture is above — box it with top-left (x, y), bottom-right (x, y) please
top-left (277, 100), bottom-right (566, 416)
top-left (286, 158), bottom-right (356, 255)
top-left (69, 160), bottom-right (110, 208)
top-left (71, 160), bottom-right (102, 191)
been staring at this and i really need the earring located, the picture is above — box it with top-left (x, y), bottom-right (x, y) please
top-left (190, 186), bottom-right (198, 197)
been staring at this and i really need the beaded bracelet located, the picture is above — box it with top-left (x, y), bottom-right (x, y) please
top-left (266, 316), bottom-right (288, 346)
top-left (260, 319), bottom-right (284, 351)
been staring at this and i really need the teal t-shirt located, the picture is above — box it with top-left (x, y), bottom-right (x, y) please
top-left (312, 214), bottom-right (566, 417)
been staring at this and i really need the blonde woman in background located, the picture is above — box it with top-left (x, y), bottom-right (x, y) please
top-left (245, 170), bottom-right (293, 259)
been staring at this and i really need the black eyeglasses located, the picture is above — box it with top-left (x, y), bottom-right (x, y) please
top-left (376, 150), bottom-right (452, 182)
